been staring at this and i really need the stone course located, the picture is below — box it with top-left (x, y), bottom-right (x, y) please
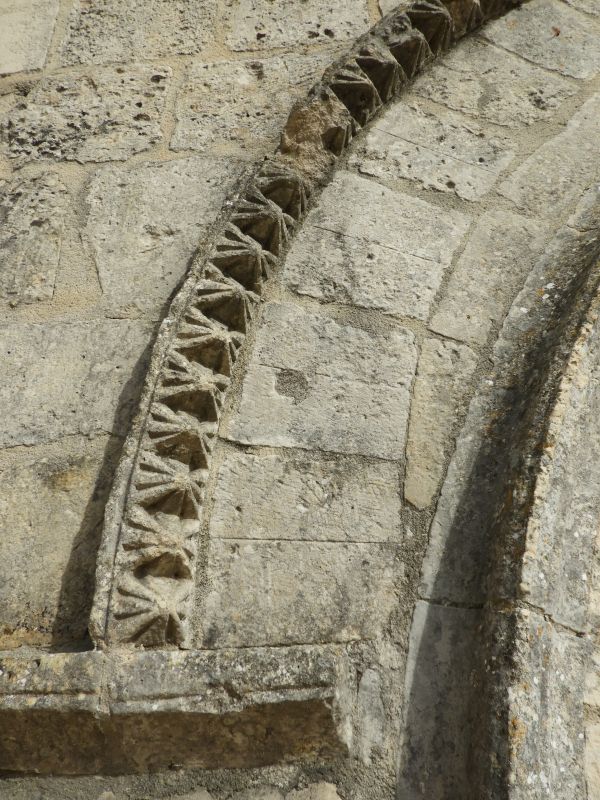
top-left (0, 0), bottom-right (58, 76)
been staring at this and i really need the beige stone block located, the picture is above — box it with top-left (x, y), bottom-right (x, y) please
top-left (0, 318), bottom-right (151, 447)
top-left (414, 38), bottom-right (575, 127)
top-left (223, 303), bottom-right (417, 460)
top-left (171, 52), bottom-right (333, 154)
top-left (565, 0), bottom-right (599, 14)
top-left (287, 785), bottom-right (342, 800)
top-left (284, 171), bottom-right (470, 320)
top-left (0, 0), bottom-right (58, 75)
top-left (0, 436), bottom-right (117, 647)
top-left (405, 338), bottom-right (477, 510)
top-left (224, 0), bottom-right (369, 51)
top-left (499, 93), bottom-right (600, 219)
top-left (210, 451), bottom-right (401, 542)
top-left (586, 723), bottom-right (600, 800)
top-left (0, 172), bottom-right (69, 304)
top-left (484, 0), bottom-right (600, 80)
top-left (85, 157), bottom-right (237, 316)
top-left (62, 0), bottom-right (217, 64)
top-left (429, 210), bottom-right (548, 346)
top-left (350, 100), bottom-right (515, 201)
top-left (1, 65), bottom-right (170, 164)
top-left (200, 540), bottom-right (399, 647)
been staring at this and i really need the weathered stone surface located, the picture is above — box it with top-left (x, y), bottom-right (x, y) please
top-left (586, 724), bottom-right (600, 800)
top-left (231, 790), bottom-right (281, 800)
top-left (429, 210), bottom-right (548, 346)
top-left (405, 338), bottom-right (477, 510)
top-left (201, 539), bottom-right (399, 647)
top-left (0, 319), bottom-right (151, 447)
top-left (85, 156), bottom-right (236, 316)
top-left (508, 609), bottom-right (590, 800)
top-left (1, 66), bottom-right (170, 164)
top-left (62, 0), bottom-right (217, 65)
top-left (223, 303), bottom-right (418, 460)
top-left (414, 38), bottom-right (575, 127)
top-left (398, 601), bottom-right (483, 799)
top-left (585, 648), bottom-right (600, 707)
top-left (499, 93), bottom-right (600, 219)
top-left (0, 171), bottom-right (69, 304)
top-left (565, 0), bottom-right (599, 14)
top-left (0, 0), bottom-right (58, 76)
top-left (287, 785), bottom-right (342, 800)
top-left (483, 0), bottom-right (600, 80)
top-left (356, 668), bottom-right (386, 764)
top-left (519, 307), bottom-right (600, 632)
top-left (350, 100), bottom-right (515, 201)
top-left (284, 171), bottom-right (469, 320)
top-left (171, 52), bottom-right (333, 154)
top-left (224, 0), bottom-right (369, 51)
top-left (210, 450), bottom-right (401, 542)
top-left (0, 437), bottom-right (116, 648)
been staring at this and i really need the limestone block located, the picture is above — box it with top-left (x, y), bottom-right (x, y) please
top-left (85, 157), bottom-right (236, 316)
top-left (405, 338), bottom-right (477, 510)
top-left (584, 648), bottom-right (600, 708)
top-left (200, 540), bottom-right (400, 647)
top-left (223, 303), bottom-right (418, 460)
top-left (508, 609), bottom-right (590, 799)
top-left (483, 0), bottom-right (600, 80)
top-left (283, 171), bottom-right (469, 320)
top-left (0, 171), bottom-right (69, 305)
top-left (1, 65), bottom-right (170, 164)
top-left (356, 668), bottom-right (386, 764)
top-left (171, 52), bottom-right (333, 154)
top-left (210, 451), bottom-right (401, 542)
top-left (287, 785), bottom-right (342, 800)
top-left (0, 319), bottom-right (151, 447)
top-left (414, 38), bottom-right (575, 127)
top-left (0, 0), bottom-right (58, 75)
top-left (62, 0), bottom-right (217, 65)
top-left (0, 437), bottom-right (116, 648)
top-left (224, 0), bottom-right (369, 51)
top-left (565, 0), bottom-right (599, 14)
top-left (586, 724), bottom-right (600, 800)
top-left (350, 100), bottom-right (515, 201)
top-left (232, 790), bottom-right (282, 800)
top-left (429, 210), bottom-right (548, 346)
top-left (498, 93), bottom-right (600, 219)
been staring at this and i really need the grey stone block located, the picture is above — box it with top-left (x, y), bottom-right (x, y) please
top-left (223, 0), bottom-right (369, 51)
top-left (0, 0), bottom-right (58, 76)
top-left (223, 302), bottom-right (418, 460)
top-left (85, 157), bottom-right (237, 316)
top-left (0, 171), bottom-right (69, 304)
top-left (414, 38), bottom-right (576, 127)
top-left (0, 437), bottom-right (116, 648)
top-left (171, 52), bottom-right (334, 155)
top-left (350, 99), bottom-right (515, 201)
top-left (1, 65), bottom-right (170, 164)
top-left (200, 539), bottom-right (400, 647)
top-left (430, 210), bottom-right (549, 346)
top-left (0, 319), bottom-right (151, 447)
top-left (499, 93), bottom-right (600, 219)
top-left (483, 0), bottom-right (600, 80)
top-left (62, 0), bottom-right (217, 65)
top-left (284, 171), bottom-right (470, 320)
top-left (405, 337), bottom-right (477, 510)
top-left (210, 450), bottom-right (401, 542)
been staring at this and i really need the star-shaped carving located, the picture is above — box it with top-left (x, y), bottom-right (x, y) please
top-left (132, 450), bottom-right (206, 517)
top-left (121, 508), bottom-right (199, 579)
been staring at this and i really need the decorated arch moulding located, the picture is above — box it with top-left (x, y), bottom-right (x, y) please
top-left (6, 0), bottom-right (589, 781)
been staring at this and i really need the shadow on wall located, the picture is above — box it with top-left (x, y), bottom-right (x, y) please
top-left (398, 218), bottom-right (600, 798)
top-left (50, 338), bottom-right (155, 651)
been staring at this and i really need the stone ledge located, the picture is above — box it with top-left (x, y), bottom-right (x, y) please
top-left (0, 645), bottom-right (351, 774)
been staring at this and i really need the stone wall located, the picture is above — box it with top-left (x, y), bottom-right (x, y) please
top-left (2, 0), bottom-right (600, 798)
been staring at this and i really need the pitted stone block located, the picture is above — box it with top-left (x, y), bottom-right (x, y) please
top-left (223, 302), bottom-right (418, 460)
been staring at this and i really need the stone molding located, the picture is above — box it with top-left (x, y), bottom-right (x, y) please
top-left (90, 0), bottom-right (522, 651)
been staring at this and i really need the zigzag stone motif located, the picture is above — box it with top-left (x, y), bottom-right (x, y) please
top-left (91, 0), bottom-right (522, 649)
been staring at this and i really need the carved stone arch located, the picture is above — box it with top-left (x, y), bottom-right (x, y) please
top-left (3, 2), bottom-right (600, 798)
